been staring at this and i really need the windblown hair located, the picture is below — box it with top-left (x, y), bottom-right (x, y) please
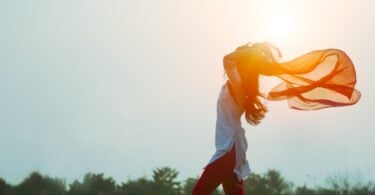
top-left (234, 42), bottom-right (281, 126)
top-left (227, 42), bottom-right (361, 125)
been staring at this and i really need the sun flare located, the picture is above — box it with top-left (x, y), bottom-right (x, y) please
top-left (262, 3), bottom-right (297, 43)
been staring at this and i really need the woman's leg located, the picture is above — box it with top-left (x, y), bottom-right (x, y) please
top-left (221, 145), bottom-right (244, 195)
top-left (192, 164), bottom-right (222, 195)
top-left (192, 150), bottom-right (232, 195)
top-left (222, 174), bottom-right (244, 195)
top-left (192, 145), bottom-right (241, 195)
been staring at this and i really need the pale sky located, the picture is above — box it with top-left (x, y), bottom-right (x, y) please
top-left (0, 0), bottom-right (374, 187)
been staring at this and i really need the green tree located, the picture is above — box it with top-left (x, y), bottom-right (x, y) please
top-left (13, 172), bottom-right (66, 195)
top-left (295, 185), bottom-right (317, 195)
top-left (183, 177), bottom-right (197, 195)
top-left (68, 173), bottom-right (116, 195)
top-left (119, 177), bottom-right (153, 195)
top-left (244, 169), bottom-right (292, 195)
top-left (351, 182), bottom-right (375, 195)
top-left (151, 167), bottom-right (183, 195)
top-left (244, 172), bottom-right (273, 195)
top-left (0, 178), bottom-right (12, 194)
top-left (120, 167), bottom-right (184, 195)
top-left (265, 169), bottom-right (293, 195)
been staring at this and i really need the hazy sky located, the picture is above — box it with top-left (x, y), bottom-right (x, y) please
top-left (1, 0), bottom-right (374, 187)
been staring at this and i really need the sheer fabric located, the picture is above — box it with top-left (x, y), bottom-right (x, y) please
top-left (265, 49), bottom-right (361, 110)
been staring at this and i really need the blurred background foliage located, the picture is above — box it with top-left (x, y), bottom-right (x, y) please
top-left (1, 167), bottom-right (374, 195)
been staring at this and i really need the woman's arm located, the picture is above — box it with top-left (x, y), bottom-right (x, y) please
top-left (223, 53), bottom-right (245, 105)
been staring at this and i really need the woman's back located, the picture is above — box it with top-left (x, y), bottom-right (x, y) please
top-left (207, 80), bottom-right (251, 181)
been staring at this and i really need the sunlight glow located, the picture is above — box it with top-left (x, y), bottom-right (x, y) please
top-left (263, 3), bottom-right (297, 43)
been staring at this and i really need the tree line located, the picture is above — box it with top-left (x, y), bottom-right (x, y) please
top-left (1, 167), bottom-right (374, 195)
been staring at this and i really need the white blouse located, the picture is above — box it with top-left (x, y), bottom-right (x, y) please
top-left (206, 67), bottom-right (251, 181)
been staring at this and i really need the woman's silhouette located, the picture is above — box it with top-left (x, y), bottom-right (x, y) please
top-left (192, 42), bottom-right (361, 195)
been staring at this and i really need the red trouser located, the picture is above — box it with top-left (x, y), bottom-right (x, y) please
top-left (192, 145), bottom-right (244, 195)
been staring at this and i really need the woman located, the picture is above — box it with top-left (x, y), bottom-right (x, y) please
top-left (192, 42), bottom-right (361, 195)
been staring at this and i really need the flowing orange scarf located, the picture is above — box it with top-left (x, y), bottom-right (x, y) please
top-left (266, 49), bottom-right (361, 110)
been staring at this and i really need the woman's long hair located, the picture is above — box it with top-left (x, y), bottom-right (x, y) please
top-left (233, 42), bottom-right (281, 126)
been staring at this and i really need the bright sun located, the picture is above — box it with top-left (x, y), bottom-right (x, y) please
top-left (262, 4), bottom-right (297, 42)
